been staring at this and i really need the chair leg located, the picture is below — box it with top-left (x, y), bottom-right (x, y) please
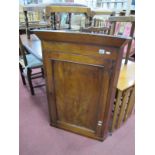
top-left (27, 68), bottom-right (35, 95)
top-left (41, 67), bottom-right (44, 78)
top-left (125, 40), bottom-right (132, 65)
top-left (19, 64), bottom-right (26, 85)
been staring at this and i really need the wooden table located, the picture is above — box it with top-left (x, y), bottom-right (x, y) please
top-left (111, 60), bottom-right (135, 131)
top-left (20, 31), bottom-right (81, 60)
top-left (117, 59), bottom-right (135, 91)
top-left (20, 34), bottom-right (42, 61)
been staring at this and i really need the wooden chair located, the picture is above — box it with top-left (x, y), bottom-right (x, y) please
top-left (109, 15), bottom-right (135, 64)
top-left (93, 18), bottom-right (104, 27)
top-left (21, 4), bottom-right (50, 39)
top-left (81, 17), bottom-right (110, 34)
top-left (89, 9), bottom-right (115, 28)
top-left (19, 36), bottom-right (44, 95)
top-left (45, 3), bottom-right (91, 30)
top-left (80, 26), bottom-right (109, 34)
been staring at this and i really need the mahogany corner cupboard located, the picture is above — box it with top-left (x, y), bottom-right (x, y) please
top-left (34, 30), bottom-right (130, 141)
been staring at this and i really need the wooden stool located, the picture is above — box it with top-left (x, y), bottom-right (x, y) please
top-left (111, 60), bottom-right (135, 132)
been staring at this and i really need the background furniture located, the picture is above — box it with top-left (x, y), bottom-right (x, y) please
top-left (89, 9), bottom-right (115, 27)
top-left (80, 10), bottom-right (115, 34)
top-left (45, 3), bottom-right (91, 30)
top-left (19, 35), bottom-right (44, 95)
top-left (33, 30), bottom-right (130, 141)
top-left (20, 4), bottom-right (50, 39)
top-left (80, 26), bottom-right (109, 34)
top-left (109, 15), bottom-right (135, 64)
top-left (111, 60), bottom-right (135, 132)
top-left (20, 34), bottom-right (42, 61)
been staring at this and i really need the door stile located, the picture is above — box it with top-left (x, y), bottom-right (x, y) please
top-left (95, 63), bottom-right (112, 138)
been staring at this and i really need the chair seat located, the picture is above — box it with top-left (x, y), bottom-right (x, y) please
top-left (20, 54), bottom-right (42, 68)
top-left (19, 54), bottom-right (43, 76)
top-left (26, 54), bottom-right (42, 68)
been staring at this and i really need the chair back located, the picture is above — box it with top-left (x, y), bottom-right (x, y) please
top-left (80, 26), bottom-right (109, 34)
top-left (21, 4), bottom-right (50, 39)
top-left (108, 15), bottom-right (135, 64)
top-left (93, 18), bottom-right (104, 27)
top-left (19, 36), bottom-right (28, 66)
top-left (109, 16), bottom-right (135, 35)
top-left (45, 4), bottom-right (91, 30)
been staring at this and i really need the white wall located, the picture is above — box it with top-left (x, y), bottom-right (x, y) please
top-left (19, 0), bottom-right (64, 5)
top-left (74, 0), bottom-right (87, 5)
top-left (43, 0), bottom-right (62, 3)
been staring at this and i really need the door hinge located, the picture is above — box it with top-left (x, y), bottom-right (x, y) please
top-left (97, 121), bottom-right (103, 126)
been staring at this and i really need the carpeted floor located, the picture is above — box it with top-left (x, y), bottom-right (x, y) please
top-left (19, 76), bottom-right (135, 155)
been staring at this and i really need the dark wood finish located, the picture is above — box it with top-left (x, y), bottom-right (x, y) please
top-left (119, 10), bottom-right (126, 16)
top-left (109, 22), bottom-right (116, 35)
top-left (19, 61), bottom-right (26, 85)
top-left (122, 9), bottom-right (135, 15)
top-left (19, 35), bottom-right (45, 95)
top-left (33, 30), bottom-right (130, 141)
top-left (21, 33), bottom-right (134, 133)
top-left (68, 13), bottom-right (72, 29)
top-left (53, 13), bottom-right (56, 30)
top-left (130, 10), bottom-right (135, 15)
top-left (50, 12), bottom-right (56, 30)
top-left (89, 16), bottom-right (93, 27)
top-left (125, 22), bottom-right (135, 64)
top-left (27, 68), bottom-right (35, 95)
top-left (24, 11), bottom-right (30, 39)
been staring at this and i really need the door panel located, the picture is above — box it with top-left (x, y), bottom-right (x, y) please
top-left (49, 59), bottom-right (111, 137)
top-left (44, 48), bottom-right (113, 139)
